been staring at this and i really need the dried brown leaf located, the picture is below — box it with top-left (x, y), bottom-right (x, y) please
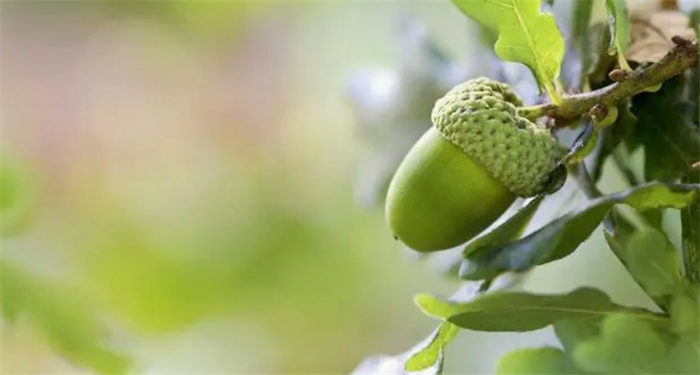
top-left (626, 10), bottom-right (695, 63)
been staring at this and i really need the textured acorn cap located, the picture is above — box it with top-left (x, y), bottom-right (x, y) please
top-left (431, 78), bottom-right (560, 197)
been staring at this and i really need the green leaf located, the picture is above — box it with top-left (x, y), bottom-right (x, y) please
top-left (416, 287), bottom-right (662, 332)
top-left (452, 0), bottom-right (564, 102)
top-left (669, 286), bottom-right (700, 337)
top-left (460, 182), bottom-right (699, 281)
top-left (0, 261), bottom-right (131, 374)
top-left (497, 347), bottom-right (583, 375)
top-left (460, 199), bottom-right (607, 280)
top-left (573, 314), bottom-right (669, 374)
top-left (622, 183), bottom-right (699, 211)
top-left (604, 0), bottom-right (630, 58)
top-left (404, 322), bottom-right (460, 372)
top-left (631, 76), bottom-right (700, 181)
top-left (666, 337), bottom-right (700, 374)
top-left (626, 228), bottom-right (682, 297)
top-left (463, 196), bottom-right (544, 258)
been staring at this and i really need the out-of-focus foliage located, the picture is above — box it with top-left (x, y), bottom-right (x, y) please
top-left (0, 261), bottom-right (131, 374)
top-left (1, 156), bottom-right (37, 237)
top-left (2, 1), bottom-right (460, 373)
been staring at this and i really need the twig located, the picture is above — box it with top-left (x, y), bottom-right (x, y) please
top-left (518, 36), bottom-right (698, 127)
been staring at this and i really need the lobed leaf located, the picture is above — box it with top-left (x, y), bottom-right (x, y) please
top-left (452, 0), bottom-right (564, 101)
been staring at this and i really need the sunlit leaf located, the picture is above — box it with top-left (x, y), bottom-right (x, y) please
top-left (404, 322), bottom-right (460, 372)
top-left (452, 0), bottom-right (564, 102)
top-left (351, 322), bottom-right (459, 375)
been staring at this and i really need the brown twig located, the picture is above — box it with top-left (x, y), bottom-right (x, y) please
top-left (518, 36), bottom-right (698, 127)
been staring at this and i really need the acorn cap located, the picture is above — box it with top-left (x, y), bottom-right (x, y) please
top-left (431, 78), bottom-right (560, 197)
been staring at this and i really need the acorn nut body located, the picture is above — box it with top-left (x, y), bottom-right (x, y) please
top-left (386, 78), bottom-right (561, 252)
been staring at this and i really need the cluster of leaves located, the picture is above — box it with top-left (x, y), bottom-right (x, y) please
top-left (352, 0), bottom-right (699, 374)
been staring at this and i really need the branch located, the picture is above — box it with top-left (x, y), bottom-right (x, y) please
top-left (519, 36), bottom-right (698, 126)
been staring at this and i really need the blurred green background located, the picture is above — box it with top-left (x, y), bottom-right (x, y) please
top-left (1, 1), bottom-right (661, 374)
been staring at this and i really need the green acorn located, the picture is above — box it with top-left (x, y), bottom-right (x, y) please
top-left (386, 78), bottom-right (561, 252)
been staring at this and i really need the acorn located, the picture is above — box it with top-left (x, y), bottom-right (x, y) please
top-left (386, 78), bottom-right (562, 252)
